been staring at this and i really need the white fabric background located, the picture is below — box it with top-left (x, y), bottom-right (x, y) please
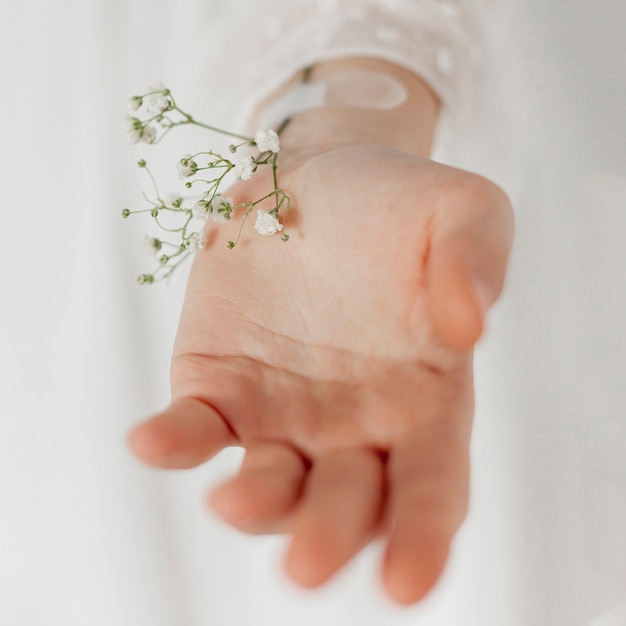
top-left (0, 1), bottom-right (625, 625)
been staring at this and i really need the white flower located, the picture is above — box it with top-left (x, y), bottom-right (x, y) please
top-left (254, 209), bottom-right (283, 236)
top-left (188, 231), bottom-right (206, 252)
top-left (126, 128), bottom-right (142, 144)
top-left (127, 95), bottom-right (142, 111)
top-left (191, 200), bottom-right (210, 221)
top-left (140, 124), bottom-right (157, 144)
top-left (255, 129), bottom-right (280, 153)
top-left (235, 155), bottom-right (256, 180)
top-left (143, 236), bottom-right (162, 256)
top-left (144, 92), bottom-right (173, 116)
top-left (192, 195), bottom-right (233, 223)
top-left (121, 116), bottom-right (140, 130)
top-left (148, 81), bottom-right (167, 93)
top-left (122, 116), bottom-right (143, 143)
top-left (177, 154), bottom-right (198, 178)
top-left (209, 196), bottom-right (233, 223)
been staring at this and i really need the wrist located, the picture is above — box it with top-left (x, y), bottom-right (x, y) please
top-left (251, 57), bottom-right (441, 165)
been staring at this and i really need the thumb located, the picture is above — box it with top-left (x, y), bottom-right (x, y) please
top-left (425, 180), bottom-right (514, 351)
top-left (128, 396), bottom-right (237, 469)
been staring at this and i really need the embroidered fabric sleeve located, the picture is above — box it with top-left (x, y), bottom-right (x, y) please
top-left (216, 0), bottom-right (492, 131)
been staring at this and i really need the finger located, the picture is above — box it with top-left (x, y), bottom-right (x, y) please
top-left (128, 396), bottom-right (236, 469)
top-left (426, 177), bottom-right (514, 350)
top-left (382, 419), bottom-right (471, 605)
top-left (209, 441), bottom-right (307, 534)
top-left (284, 448), bottom-right (384, 588)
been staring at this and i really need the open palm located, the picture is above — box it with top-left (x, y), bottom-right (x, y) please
top-left (130, 143), bottom-right (514, 603)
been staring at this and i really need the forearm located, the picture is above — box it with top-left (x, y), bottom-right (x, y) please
top-left (250, 57), bottom-right (441, 163)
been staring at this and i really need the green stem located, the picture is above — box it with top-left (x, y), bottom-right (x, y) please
top-left (271, 155), bottom-right (280, 212)
top-left (174, 108), bottom-right (253, 142)
top-left (228, 204), bottom-right (255, 248)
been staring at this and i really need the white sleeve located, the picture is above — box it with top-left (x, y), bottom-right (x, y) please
top-left (217, 0), bottom-right (492, 130)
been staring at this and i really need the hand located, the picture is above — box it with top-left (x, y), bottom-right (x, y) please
top-left (129, 142), bottom-right (514, 604)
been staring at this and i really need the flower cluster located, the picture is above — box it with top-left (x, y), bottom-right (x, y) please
top-left (123, 82), bottom-right (174, 144)
top-left (122, 84), bottom-right (290, 284)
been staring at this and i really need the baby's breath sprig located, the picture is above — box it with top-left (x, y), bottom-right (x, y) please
top-left (122, 82), bottom-right (291, 284)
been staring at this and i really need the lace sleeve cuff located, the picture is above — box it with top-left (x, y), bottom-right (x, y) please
top-left (227, 0), bottom-right (486, 131)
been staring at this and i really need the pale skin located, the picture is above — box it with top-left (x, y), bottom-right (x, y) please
top-left (129, 58), bottom-right (514, 604)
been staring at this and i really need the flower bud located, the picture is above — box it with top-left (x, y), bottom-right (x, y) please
top-left (128, 96), bottom-right (143, 111)
top-left (137, 274), bottom-right (154, 285)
